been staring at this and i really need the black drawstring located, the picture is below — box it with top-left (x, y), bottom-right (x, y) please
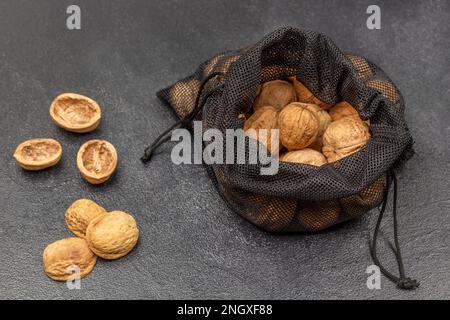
top-left (141, 71), bottom-right (225, 163)
top-left (369, 169), bottom-right (419, 290)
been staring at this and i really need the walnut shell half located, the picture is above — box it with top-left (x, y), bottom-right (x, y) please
top-left (278, 102), bottom-right (319, 151)
top-left (322, 118), bottom-right (370, 162)
top-left (86, 211), bottom-right (139, 260)
top-left (244, 106), bottom-right (280, 153)
top-left (50, 93), bottom-right (101, 133)
top-left (77, 140), bottom-right (118, 184)
top-left (280, 148), bottom-right (327, 167)
top-left (65, 199), bottom-right (107, 238)
top-left (43, 238), bottom-right (97, 281)
top-left (253, 80), bottom-right (297, 111)
top-left (13, 138), bottom-right (62, 171)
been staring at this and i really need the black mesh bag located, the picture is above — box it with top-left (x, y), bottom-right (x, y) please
top-left (142, 27), bottom-right (418, 289)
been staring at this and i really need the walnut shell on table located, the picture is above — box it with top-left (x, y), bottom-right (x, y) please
top-left (290, 77), bottom-right (333, 110)
top-left (243, 106), bottom-right (280, 154)
top-left (280, 148), bottom-right (327, 167)
top-left (49, 93), bottom-right (101, 133)
top-left (65, 199), bottom-right (107, 238)
top-left (253, 80), bottom-right (297, 111)
top-left (13, 138), bottom-right (62, 171)
top-left (86, 211), bottom-right (139, 260)
top-left (278, 102), bottom-right (319, 151)
top-left (322, 117), bottom-right (370, 162)
top-left (43, 238), bottom-right (97, 281)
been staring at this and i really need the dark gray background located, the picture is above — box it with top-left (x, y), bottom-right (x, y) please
top-left (0, 0), bottom-right (448, 300)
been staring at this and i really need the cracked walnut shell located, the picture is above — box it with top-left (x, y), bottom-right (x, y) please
top-left (50, 93), bottom-right (101, 133)
top-left (77, 140), bottom-right (118, 184)
top-left (244, 106), bottom-right (280, 153)
top-left (13, 138), bottom-right (62, 171)
top-left (86, 211), bottom-right (139, 260)
top-left (278, 102), bottom-right (319, 151)
top-left (322, 117), bottom-right (370, 162)
top-left (43, 238), bottom-right (97, 281)
top-left (280, 148), bottom-right (327, 167)
top-left (253, 80), bottom-right (297, 111)
top-left (65, 199), bottom-right (107, 238)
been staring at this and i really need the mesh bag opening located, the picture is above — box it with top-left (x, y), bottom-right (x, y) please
top-left (156, 27), bottom-right (414, 233)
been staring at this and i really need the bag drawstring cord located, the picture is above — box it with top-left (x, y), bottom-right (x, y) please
top-left (369, 169), bottom-right (419, 290)
top-left (141, 71), bottom-right (225, 163)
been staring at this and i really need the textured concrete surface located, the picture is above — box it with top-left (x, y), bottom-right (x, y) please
top-left (0, 0), bottom-right (449, 299)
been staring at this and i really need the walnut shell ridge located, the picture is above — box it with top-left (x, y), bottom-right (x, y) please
top-left (253, 80), bottom-right (297, 111)
top-left (65, 199), bottom-right (107, 238)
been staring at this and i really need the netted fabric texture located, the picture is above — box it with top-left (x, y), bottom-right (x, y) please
top-left (157, 27), bottom-right (413, 232)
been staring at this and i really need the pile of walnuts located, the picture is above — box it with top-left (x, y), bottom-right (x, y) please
top-left (244, 77), bottom-right (371, 165)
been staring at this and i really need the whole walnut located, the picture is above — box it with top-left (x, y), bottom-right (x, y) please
top-left (280, 148), bottom-right (327, 167)
top-left (290, 77), bottom-right (333, 110)
top-left (247, 194), bottom-right (296, 232)
top-left (322, 117), bottom-right (370, 162)
top-left (244, 106), bottom-right (280, 153)
top-left (170, 79), bottom-right (201, 119)
top-left (253, 80), bottom-right (297, 111)
top-left (329, 101), bottom-right (360, 122)
top-left (302, 103), bottom-right (331, 150)
top-left (297, 201), bottom-right (340, 231)
top-left (278, 102), bottom-right (319, 151)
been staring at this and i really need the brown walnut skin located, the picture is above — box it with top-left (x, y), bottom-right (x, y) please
top-left (322, 117), bottom-right (370, 162)
top-left (301, 103), bottom-right (331, 151)
top-left (65, 199), bottom-right (107, 238)
top-left (280, 148), bottom-right (327, 167)
top-left (253, 80), bottom-right (297, 111)
top-left (329, 101), bottom-right (360, 122)
top-left (86, 211), bottom-right (139, 260)
top-left (278, 102), bottom-right (319, 151)
top-left (243, 106), bottom-right (280, 154)
top-left (43, 238), bottom-right (97, 281)
top-left (13, 138), bottom-right (62, 171)
top-left (290, 77), bottom-right (333, 110)
top-left (77, 140), bottom-right (118, 185)
top-left (50, 93), bottom-right (101, 133)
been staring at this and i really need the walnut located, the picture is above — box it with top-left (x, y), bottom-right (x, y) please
top-left (347, 54), bottom-right (373, 79)
top-left (13, 138), bottom-right (62, 171)
top-left (329, 101), bottom-right (360, 122)
top-left (86, 211), bottom-right (139, 260)
top-left (50, 93), bottom-right (101, 133)
top-left (247, 194), bottom-right (296, 232)
top-left (77, 140), bottom-right (118, 184)
top-left (297, 201), bottom-right (340, 231)
top-left (65, 199), bottom-right (107, 238)
top-left (244, 106), bottom-right (280, 153)
top-left (291, 77), bottom-right (333, 110)
top-left (322, 117), bottom-right (370, 162)
top-left (280, 148), bottom-right (327, 167)
top-left (170, 79), bottom-right (201, 119)
top-left (278, 102), bottom-right (319, 151)
top-left (301, 103), bottom-right (331, 150)
top-left (43, 238), bottom-right (97, 281)
top-left (253, 80), bottom-right (297, 111)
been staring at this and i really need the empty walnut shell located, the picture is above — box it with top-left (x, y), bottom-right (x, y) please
top-left (253, 80), bottom-right (297, 111)
top-left (65, 199), bottom-right (107, 238)
top-left (297, 201), bottom-right (340, 232)
top-left (244, 106), bottom-right (280, 154)
top-left (291, 77), bottom-right (333, 110)
top-left (86, 211), bottom-right (139, 260)
top-left (322, 118), bottom-right (370, 162)
top-left (77, 140), bottom-right (118, 184)
top-left (13, 138), bottom-right (62, 171)
top-left (278, 102), bottom-right (319, 151)
top-left (329, 101), bottom-right (360, 122)
top-left (50, 93), bottom-right (101, 133)
top-left (280, 148), bottom-right (327, 167)
top-left (43, 238), bottom-right (97, 281)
